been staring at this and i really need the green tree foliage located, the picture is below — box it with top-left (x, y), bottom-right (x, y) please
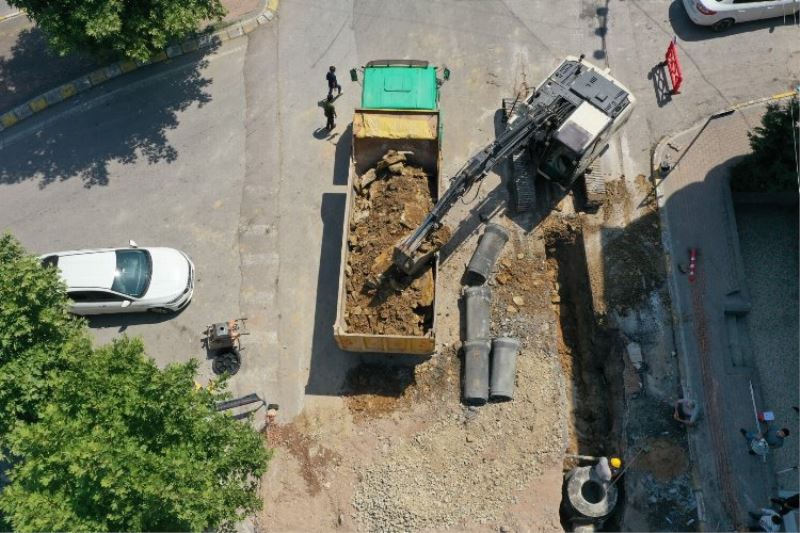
top-left (731, 98), bottom-right (800, 194)
top-left (0, 234), bottom-right (89, 436)
top-left (8, 0), bottom-right (226, 62)
top-left (0, 236), bottom-right (270, 531)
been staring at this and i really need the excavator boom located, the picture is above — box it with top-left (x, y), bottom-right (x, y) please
top-left (392, 56), bottom-right (635, 276)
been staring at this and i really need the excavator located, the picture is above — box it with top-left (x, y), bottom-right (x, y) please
top-left (392, 55), bottom-right (636, 276)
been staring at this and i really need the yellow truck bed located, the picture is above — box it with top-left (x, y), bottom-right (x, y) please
top-left (333, 109), bottom-right (440, 355)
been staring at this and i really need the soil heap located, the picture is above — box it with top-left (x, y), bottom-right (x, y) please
top-left (345, 151), bottom-right (450, 336)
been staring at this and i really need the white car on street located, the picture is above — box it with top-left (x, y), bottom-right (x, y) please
top-left (683, 0), bottom-right (799, 31)
top-left (41, 242), bottom-right (195, 315)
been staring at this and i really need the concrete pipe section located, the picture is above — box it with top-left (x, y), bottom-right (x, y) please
top-left (490, 337), bottom-right (520, 401)
top-left (466, 223), bottom-right (509, 285)
top-left (463, 285), bottom-right (492, 342)
top-left (561, 466), bottom-right (618, 531)
top-left (462, 339), bottom-right (491, 406)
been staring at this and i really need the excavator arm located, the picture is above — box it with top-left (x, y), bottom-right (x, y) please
top-left (392, 98), bottom-right (572, 275)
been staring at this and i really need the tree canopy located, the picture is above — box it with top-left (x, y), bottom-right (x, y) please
top-left (8, 0), bottom-right (226, 62)
top-left (0, 234), bottom-right (88, 436)
top-left (731, 98), bottom-right (800, 194)
top-left (0, 235), bottom-right (270, 532)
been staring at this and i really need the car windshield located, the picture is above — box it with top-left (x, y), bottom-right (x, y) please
top-left (111, 250), bottom-right (152, 298)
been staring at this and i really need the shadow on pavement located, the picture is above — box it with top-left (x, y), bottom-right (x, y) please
top-left (0, 46), bottom-right (218, 188)
top-left (648, 62), bottom-right (673, 108)
top-left (0, 26), bottom-right (99, 111)
top-left (305, 191), bottom-right (355, 396)
top-left (332, 123), bottom-right (352, 185)
top-left (86, 306), bottom-right (188, 332)
top-left (668, 0), bottom-right (799, 41)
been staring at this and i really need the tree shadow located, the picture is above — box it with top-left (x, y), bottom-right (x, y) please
top-left (668, 0), bottom-right (799, 41)
top-left (0, 26), bottom-right (99, 111)
top-left (0, 46), bottom-right (218, 188)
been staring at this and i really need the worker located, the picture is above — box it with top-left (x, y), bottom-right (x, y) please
top-left (741, 427), bottom-right (790, 455)
top-left (593, 456), bottom-right (621, 488)
top-left (266, 403), bottom-right (279, 426)
top-left (326, 66), bottom-right (342, 98)
top-left (748, 508), bottom-right (783, 532)
top-left (673, 398), bottom-right (701, 426)
top-left (770, 493), bottom-right (799, 516)
top-left (323, 95), bottom-right (337, 130)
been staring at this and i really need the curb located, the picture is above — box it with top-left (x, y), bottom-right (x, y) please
top-left (0, 0), bottom-right (279, 133)
top-left (0, 10), bottom-right (22, 23)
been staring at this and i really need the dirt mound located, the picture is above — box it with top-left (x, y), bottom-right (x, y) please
top-left (344, 151), bottom-right (450, 336)
top-left (268, 423), bottom-right (340, 495)
top-left (636, 437), bottom-right (689, 482)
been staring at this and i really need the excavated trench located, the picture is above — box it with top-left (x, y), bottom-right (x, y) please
top-left (545, 222), bottom-right (626, 531)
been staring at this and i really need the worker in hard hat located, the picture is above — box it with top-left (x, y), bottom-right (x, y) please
top-left (593, 456), bottom-right (622, 489)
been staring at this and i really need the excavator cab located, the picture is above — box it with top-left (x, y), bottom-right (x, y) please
top-left (510, 57), bottom-right (635, 208)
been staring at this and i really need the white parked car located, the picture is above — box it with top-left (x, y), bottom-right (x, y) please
top-left (683, 0), bottom-right (799, 31)
top-left (41, 241), bottom-right (195, 315)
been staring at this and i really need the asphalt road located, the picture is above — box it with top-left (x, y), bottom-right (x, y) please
top-left (0, 0), bottom-right (797, 423)
top-left (0, 1), bottom-right (16, 18)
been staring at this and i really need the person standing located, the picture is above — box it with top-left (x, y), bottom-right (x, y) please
top-left (748, 508), bottom-right (782, 532)
top-left (741, 427), bottom-right (790, 455)
top-left (323, 95), bottom-right (337, 130)
top-left (592, 456), bottom-right (622, 490)
top-left (326, 66), bottom-right (342, 97)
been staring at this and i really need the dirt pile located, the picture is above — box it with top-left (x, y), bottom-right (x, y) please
top-left (351, 225), bottom-right (568, 532)
top-left (344, 151), bottom-right (450, 336)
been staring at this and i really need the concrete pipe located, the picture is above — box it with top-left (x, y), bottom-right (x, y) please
top-left (462, 339), bottom-right (491, 406)
top-left (562, 466), bottom-right (618, 528)
top-left (490, 337), bottom-right (520, 401)
top-left (463, 285), bottom-right (492, 342)
top-left (466, 223), bottom-right (510, 285)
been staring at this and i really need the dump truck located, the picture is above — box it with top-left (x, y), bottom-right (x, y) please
top-left (333, 60), bottom-right (449, 355)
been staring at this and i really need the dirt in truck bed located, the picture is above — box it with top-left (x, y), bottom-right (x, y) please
top-left (345, 151), bottom-right (450, 336)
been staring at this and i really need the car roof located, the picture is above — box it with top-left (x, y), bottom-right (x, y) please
top-left (57, 251), bottom-right (116, 290)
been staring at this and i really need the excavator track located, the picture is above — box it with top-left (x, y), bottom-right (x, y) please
top-left (510, 148), bottom-right (535, 213)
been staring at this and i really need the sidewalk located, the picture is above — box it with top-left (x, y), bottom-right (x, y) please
top-left (655, 101), bottom-right (799, 530)
top-left (0, 0), bottom-right (260, 112)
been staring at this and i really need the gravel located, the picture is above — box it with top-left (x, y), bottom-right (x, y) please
top-left (351, 230), bottom-right (569, 532)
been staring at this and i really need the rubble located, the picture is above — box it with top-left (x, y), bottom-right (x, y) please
top-left (344, 151), bottom-right (450, 336)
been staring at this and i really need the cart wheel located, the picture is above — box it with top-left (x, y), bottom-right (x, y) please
top-left (212, 348), bottom-right (241, 376)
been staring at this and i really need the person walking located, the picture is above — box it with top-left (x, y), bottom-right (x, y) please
top-left (326, 66), bottom-right (342, 97)
top-left (770, 493), bottom-right (799, 516)
top-left (741, 427), bottom-right (790, 455)
top-left (748, 508), bottom-right (782, 532)
top-left (322, 95), bottom-right (337, 130)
